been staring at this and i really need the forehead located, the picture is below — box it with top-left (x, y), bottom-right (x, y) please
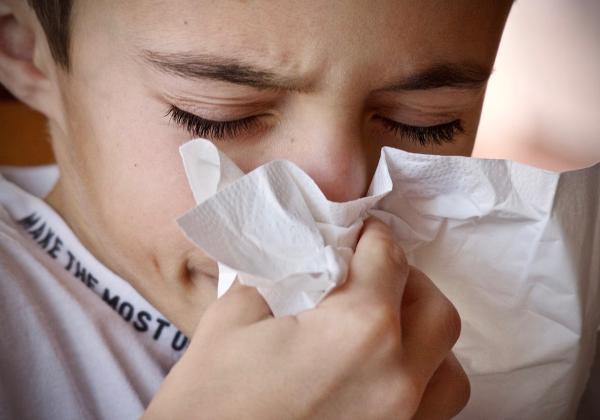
top-left (71, 0), bottom-right (510, 78)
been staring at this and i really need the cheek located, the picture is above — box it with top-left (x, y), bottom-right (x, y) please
top-left (62, 79), bottom-right (197, 260)
top-left (101, 120), bottom-right (195, 246)
top-left (61, 21), bottom-right (198, 251)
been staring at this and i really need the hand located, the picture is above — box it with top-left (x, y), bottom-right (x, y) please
top-left (143, 218), bottom-right (470, 419)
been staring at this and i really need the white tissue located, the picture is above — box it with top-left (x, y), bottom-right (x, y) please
top-left (178, 140), bottom-right (391, 316)
top-left (177, 139), bottom-right (600, 420)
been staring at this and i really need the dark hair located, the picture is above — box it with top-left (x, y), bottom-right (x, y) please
top-left (27, 0), bottom-right (72, 68)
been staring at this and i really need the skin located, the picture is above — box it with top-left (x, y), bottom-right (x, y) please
top-left (144, 219), bottom-right (470, 419)
top-left (20, 0), bottom-right (508, 334)
top-left (0, 0), bottom-right (511, 417)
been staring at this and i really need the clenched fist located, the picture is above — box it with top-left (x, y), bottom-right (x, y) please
top-left (144, 218), bottom-right (470, 419)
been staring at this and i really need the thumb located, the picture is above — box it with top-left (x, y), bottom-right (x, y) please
top-left (207, 279), bottom-right (273, 330)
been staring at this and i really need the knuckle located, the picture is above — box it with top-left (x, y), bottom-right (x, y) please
top-left (408, 267), bottom-right (433, 291)
top-left (384, 239), bottom-right (408, 269)
top-left (351, 303), bottom-right (401, 350)
top-left (227, 283), bottom-right (260, 304)
top-left (230, 283), bottom-right (254, 297)
top-left (439, 300), bottom-right (462, 345)
top-left (408, 268), bottom-right (461, 345)
top-left (447, 362), bottom-right (472, 416)
top-left (368, 224), bottom-right (407, 270)
top-left (388, 374), bottom-right (426, 416)
top-left (432, 354), bottom-right (471, 415)
top-left (365, 304), bottom-right (401, 337)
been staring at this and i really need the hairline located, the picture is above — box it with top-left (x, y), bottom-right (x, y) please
top-left (27, 0), bottom-right (73, 69)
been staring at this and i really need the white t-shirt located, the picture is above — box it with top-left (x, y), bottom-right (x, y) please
top-left (2, 164), bottom-right (600, 420)
top-left (0, 166), bottom-right (187, 420)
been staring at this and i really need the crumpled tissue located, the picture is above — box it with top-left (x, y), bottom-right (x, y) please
top-left (177, 138), bottom-right (600, 420)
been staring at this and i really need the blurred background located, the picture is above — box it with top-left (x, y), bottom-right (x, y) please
top-left (474, 0), bottom-right (600, 170)
top-left (1, 0), bottom-right (599, 169)
top-left (0, 83), bottom-right (51, 165)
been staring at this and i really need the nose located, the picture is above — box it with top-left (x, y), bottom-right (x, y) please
top-left (293, 139), bottom-right (370, 202)
top-left (281, 115), bottom-right (377, 203)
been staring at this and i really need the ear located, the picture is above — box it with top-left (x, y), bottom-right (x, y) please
top-left (0, 1), bottom-right (62, 122)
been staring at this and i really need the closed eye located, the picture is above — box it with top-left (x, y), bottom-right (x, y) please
top-left (374, 115), bottom-right (463, 146)
top-left (167, 104), bottom-right (464, 146)
top-left (166, 106), bottom-right (263, 140)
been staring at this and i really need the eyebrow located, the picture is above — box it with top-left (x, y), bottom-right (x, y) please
top-left (142, 50), bottom-right (491, 92)
top-left (143, 50), bottom-right (306, 90)
top-left (384, 63), bottom-right (492, 91)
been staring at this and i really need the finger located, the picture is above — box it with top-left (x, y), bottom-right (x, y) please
top-left (412, 353), bottom-right (471, 420)
top-left (401, 268), bottom-right (462, 377)
top-left (202, 279), bottom-right (273, 332)
top-left (323, 217), bottom-right (409, 309)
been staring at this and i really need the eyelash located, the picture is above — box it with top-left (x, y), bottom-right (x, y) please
top-left (167, 105), bottom-right (463, 145)
top-left (166, 106), bottom-right (262, 140)
top-left (374, 116), bottom-right (463, 146)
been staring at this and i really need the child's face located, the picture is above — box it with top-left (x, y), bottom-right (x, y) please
top-left (43, 0), bottom-right (511, 333)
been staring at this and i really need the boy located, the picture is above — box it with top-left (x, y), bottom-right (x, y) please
top-left (0, 1), bottom-right (513, 418)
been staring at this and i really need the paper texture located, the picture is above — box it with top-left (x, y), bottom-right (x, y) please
top-left (177, 138), bottom-right (600, 420)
